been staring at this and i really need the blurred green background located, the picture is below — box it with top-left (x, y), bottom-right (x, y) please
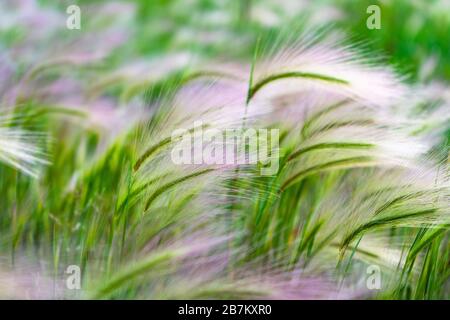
top-left (36, 0), bottom-right (450, 83)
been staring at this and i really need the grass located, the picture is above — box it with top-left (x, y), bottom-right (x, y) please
top-left (0, 0), bottom-right (448, 300)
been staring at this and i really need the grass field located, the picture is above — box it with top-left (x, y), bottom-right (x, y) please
top-left (0, 0), bottom-right (449, 299)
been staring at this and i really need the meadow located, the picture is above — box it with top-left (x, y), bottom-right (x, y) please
top-left (0, 0), bottom-right (449, 299)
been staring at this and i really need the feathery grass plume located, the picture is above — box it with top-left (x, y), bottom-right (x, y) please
top-left (247, 27), bottom-right (405, 107)
top-left (0, 111), bottom-right (48, 177)
top-left (128, 79), bottom-right (272, 212)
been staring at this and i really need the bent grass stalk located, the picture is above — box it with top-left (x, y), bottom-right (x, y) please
top-left (89, 249), bottom-right (183, 299)
top-left (281, 156), bottom-right (376, 192)
top-left (144, 168), bottom-right (215, 210)
top-left (247, 72), bottom-right (349, 102)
